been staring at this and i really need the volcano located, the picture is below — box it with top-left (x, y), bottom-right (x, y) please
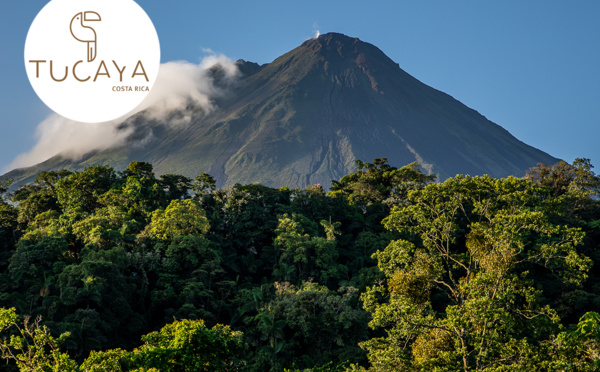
top-left (4, 32), bottom-right (558, 188)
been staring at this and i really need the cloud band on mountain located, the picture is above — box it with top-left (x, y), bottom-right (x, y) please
top-left (7, 53), bottom-right (239, 171)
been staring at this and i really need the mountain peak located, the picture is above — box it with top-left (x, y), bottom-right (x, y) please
top-left (2, 33), bottom-right (559, 189)
top-left (298, 32), bottom-right (386, 63)
top-left (307, 31), bottom-right (360, 44)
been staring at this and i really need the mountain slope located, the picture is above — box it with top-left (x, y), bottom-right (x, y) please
top-left (4, 32), bottom-right (558, 188)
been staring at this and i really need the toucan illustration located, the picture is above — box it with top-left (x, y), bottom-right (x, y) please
top-left (70, 11), bottom-right (101, 62)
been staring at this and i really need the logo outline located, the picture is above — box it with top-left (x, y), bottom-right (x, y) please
top-left (70, 11), bottom-right (101, 62)
top-left (25, 0), bottom-right (160, 123)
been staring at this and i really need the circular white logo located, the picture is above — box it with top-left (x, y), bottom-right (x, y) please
top-left (24, 0), bottom-right (160, 123)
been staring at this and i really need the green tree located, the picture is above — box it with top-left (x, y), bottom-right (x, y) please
top-left (249, 282), bottom-right (368, 371)
top-left (129, 319), bottom-right (245, 371)
top-left (0, 202), bottom-right (18, 269)
top-left (121, 161), bottom-right (155, 180)
top-left (52, 245), bottom-right (147, 357)
top-left (549, 311), bottom-right (600, 370)
top-left (142, 199), bottom-right (210, 240)
top-left (55, 165), bottom-right (117, 214)
top-left (361, 175), bottom-right (591, 371)
top-left (192, 173), bottom-right (217, 198)
top-left (11, 171), bottom-right (70, 226)
top-left (119, 162), bottom-right (165, 220)
top-left (526, 157), bottom-right (600, 198)
top-left (0, 308), bottom-right (245, 372)
top-left (79, 348), bottom-right (134, 372)
top-left (0, 178), bottom-right (12, 197)
top-left (160, 174), bottom-right (193, 201)
top-left (72, 205), bottom-right (134, 248)
top-left (273, 214), bottom-right (345, 284)
top-left (330, 159), bottom-right (435, 208)
top-left (6, 237), bottom-right (69, 315)
top-left (201, 184), bottom-right (290, 286)
top-left (151, 236), bottom-right (228, 324)
top-left (0, 307), bottom-right (77, 372)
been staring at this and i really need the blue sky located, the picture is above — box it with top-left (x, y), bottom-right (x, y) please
top-left (1, 1), bottom-right (599, 173)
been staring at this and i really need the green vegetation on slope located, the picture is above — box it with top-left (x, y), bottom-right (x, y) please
top-left (0, 158), bottom-right (599, 371)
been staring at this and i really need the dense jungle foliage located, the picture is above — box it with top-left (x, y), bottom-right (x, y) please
top-left (0, 158), bottom-right (599, 371)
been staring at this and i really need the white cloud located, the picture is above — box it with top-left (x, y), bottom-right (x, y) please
top-left (7, 53), bottom-right (239, 171)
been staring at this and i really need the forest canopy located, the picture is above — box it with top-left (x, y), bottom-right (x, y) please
top-left (0, 158), bottom-right (599, 371)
